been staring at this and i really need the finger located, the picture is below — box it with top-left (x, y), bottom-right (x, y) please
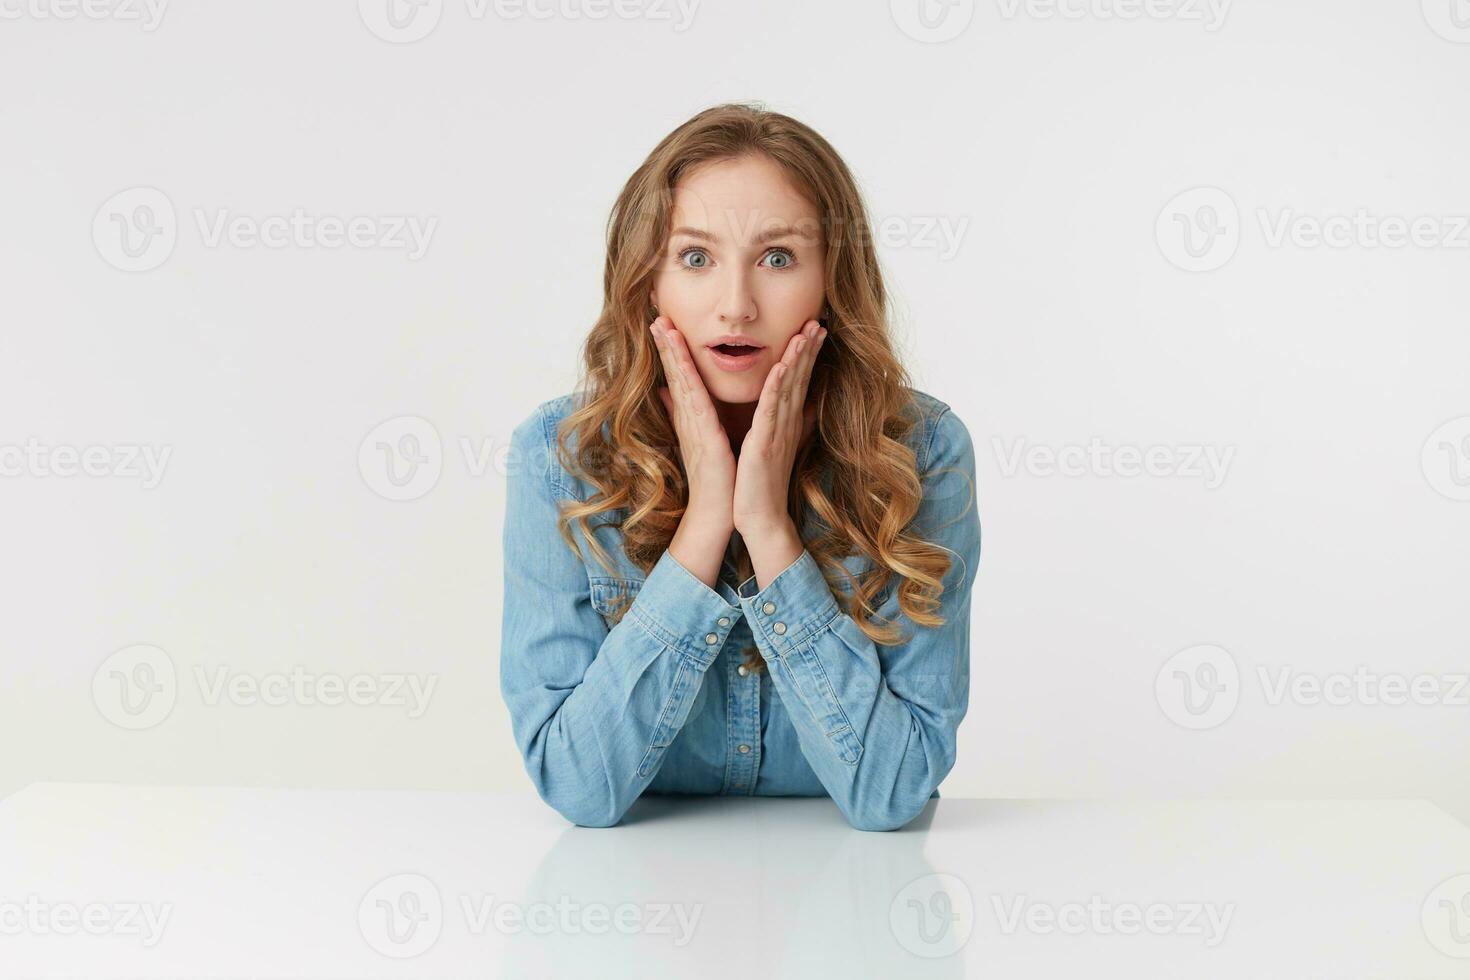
top-left (771, 325), bottom-right (812, 437)
top-left (663, 322), bottom-right (724, 433)
top-left (794, 320), bottom-right (822, 393)
top-left (650, 320), bottom-right (688, 427)
top-left (745, 350), bottom-right (787, 449)
top-left (651, 317), bottom-right (696, 414)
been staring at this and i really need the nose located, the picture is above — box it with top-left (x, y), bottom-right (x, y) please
top-left (717, 267), bottom-right (756, 324)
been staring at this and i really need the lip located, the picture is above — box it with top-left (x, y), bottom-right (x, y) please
top-left (707, 345), bottom-right (764, 372)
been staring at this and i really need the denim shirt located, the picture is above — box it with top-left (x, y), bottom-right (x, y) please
top-left (500, 387), bottom-right (981, 831)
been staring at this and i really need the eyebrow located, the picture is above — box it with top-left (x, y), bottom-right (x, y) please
top-left (669, 224), bottom-right (813, 246)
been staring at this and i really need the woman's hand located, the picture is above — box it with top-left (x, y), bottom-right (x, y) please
top-left (650, 315), bottom-right (738, 586)
top-left (733, 319), bottom-right (826, 556)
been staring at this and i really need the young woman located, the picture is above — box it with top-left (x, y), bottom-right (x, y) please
top-left (500, 103), bottom-right (981, 832)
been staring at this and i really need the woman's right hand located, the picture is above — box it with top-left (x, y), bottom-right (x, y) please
top-left (650, 316), bottom-right (737, 584)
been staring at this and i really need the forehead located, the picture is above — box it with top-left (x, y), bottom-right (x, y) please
top-left (670, 154), bottom-right (822, 246)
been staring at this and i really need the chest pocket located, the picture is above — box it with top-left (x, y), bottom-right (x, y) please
top-left (588, 576), bottom-right (645, 630)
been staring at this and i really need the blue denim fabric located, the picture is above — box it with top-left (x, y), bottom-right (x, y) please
top-left (500, 387), bottom-right (981, 831)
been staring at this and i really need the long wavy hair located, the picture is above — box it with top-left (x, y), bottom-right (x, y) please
top-left (553, 101), bottom-right (962, 676)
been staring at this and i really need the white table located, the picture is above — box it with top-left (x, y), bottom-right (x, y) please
top-left (1, 784), bottom-right (1467, 978)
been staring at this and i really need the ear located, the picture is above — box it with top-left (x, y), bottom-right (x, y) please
top-left (800, 401), bottom-right (819, 447)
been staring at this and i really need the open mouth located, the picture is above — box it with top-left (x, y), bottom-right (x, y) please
top-left (710, 343), bottom-right (762, 357)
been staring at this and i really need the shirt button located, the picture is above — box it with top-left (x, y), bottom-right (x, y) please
top-left (717, 617), bottom-right (731, 627)
top-left (705, 633), bottom-right (718, 645)
top-left (762, 601), bottom-right (776, 615)
top-left (773, 622), bottom-right (787, 635)
top-left (737, 665), bottom-right (749, 677)
top-left (737, 744), bottom-right (751, 753)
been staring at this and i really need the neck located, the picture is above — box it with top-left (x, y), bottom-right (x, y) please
top-left (713, 397), bottom-right (758, 453)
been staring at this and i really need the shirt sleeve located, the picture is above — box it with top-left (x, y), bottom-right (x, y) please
top-left (737, 406), bottom-right (981, 832)
top-left (500, 402), bottom-right (745, 828)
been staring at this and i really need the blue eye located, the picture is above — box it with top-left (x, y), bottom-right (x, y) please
top-left (677, 247), bottom-right (710, 269)
top-left (762, 248), bottom-right (796, 270)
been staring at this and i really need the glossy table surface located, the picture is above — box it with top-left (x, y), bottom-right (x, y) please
top-left (1, 783), bottom-right (1467, 978)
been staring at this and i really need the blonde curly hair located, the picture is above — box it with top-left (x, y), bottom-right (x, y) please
top-left (552, 102), bottom-right (966, 675)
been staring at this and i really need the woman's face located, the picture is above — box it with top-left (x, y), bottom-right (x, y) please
top-left (649, 153), bottom-right (827, 405)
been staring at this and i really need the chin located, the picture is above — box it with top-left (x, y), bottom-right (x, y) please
top-left (703, 376), bottom-right (762, 405)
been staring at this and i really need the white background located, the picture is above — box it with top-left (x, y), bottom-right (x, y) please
top-left (1, 0), bottom-right (1466, 823)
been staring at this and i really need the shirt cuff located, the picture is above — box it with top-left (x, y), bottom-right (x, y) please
top-left (736, 548), bottom-right (841, 661)
top-left (627, 549), bottom-right (746, 667)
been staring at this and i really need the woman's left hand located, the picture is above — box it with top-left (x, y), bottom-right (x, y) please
top-left (733, 318), bottom-right (827, 543)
